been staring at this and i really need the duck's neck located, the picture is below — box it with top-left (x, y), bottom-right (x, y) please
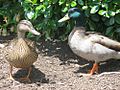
top-left (74, 16), bottom-right (85, 28)
top-left (17, 31), bottom-right (25, 39)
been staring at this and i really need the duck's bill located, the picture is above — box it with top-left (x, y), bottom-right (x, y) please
top-left (58, 13), bottom-right (70, 22)
top-left (30, 29), bottom-right (40, 36)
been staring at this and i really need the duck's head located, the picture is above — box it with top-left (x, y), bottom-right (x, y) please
top-left (17, 20), bottom-right (40, 37)
top-left (58, 8), bottom-right (83, 22)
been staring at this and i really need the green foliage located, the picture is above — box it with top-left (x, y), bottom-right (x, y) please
top-left (0, 0), bottom-right (120, 41)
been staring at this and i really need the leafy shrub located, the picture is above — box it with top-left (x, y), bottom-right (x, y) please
top-left (0, 0), bottom-right (120, 41)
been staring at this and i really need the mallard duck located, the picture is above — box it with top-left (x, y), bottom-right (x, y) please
top-left (58, 8), bottom-right (120, 75)
top-left (5, 20), bottom-right (40, 82)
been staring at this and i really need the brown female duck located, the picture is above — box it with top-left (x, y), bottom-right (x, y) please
top-left (58, 8), bottom-right (120, 75)
top-left (5, 20), bottom-right (40, 82)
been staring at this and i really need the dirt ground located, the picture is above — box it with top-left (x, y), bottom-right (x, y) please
top-left (0, 37), bottom-right (120, 90)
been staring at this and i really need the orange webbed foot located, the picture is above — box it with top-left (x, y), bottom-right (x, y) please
top-left (19, 77), bottom-right (31, 82)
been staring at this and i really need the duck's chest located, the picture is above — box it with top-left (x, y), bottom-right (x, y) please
top-left (14, 39), bottom-right (31, 57)
top-left (69, 31), bottom-right (91, 51)
top-left (68, 31), bottom-right (94, 59)
top-left (7, 39), bottom-right (37, 68)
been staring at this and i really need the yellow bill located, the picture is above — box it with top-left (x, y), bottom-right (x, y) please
top-left (58, 13), bottom-right (70, 22)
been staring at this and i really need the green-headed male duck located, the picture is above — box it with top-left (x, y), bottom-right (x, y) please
top-left (58, 8), bottom-right (120, 75)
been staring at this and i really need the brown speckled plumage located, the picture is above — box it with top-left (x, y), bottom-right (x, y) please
top-left (4, 20), bottom-right (40, 82)
top-left (5, 38), bottom-right (38, 68)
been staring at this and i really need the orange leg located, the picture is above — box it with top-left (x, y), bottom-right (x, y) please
top-left (7, 64), bottom-right (14, 80)
top-left (20, 66), bottom-right (32, 82)
top-left (89, 63), bottom-right (99, 75)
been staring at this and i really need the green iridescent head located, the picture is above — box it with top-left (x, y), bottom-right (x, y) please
top-left (58, 8), bottom-right (82, 22)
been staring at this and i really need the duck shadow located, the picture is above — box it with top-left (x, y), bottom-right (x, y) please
top-left (37, 39), bottom-right (83, 64)
top-left (99, 59), bottom-right (120, 73)
top-left (13, 65), bottom-right (49, 84)
top-left (74, 59), bottom-right (120, 74)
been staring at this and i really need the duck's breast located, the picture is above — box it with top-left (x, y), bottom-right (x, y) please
top-left (6, 39), bottom-right (38, 68)
top-left (68, 31), bottom-right (93, 60)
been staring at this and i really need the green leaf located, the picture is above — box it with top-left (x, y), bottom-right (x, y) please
top-left (116, 9), bottom-right (120, 14)
top-left (115, 14), bottom-right (120, 24)
top-left (90, 5), bottom-right (99, 14)
top-left (82, 6), bottom-right (88, 10)
top-left (104, 0), bottom-right (112, 3)
top-left (26, 11), bottom-right (35, 19)
top-left (105, 13), bottom-right (110, 18)
top-left (98, 10), bottom-right (106, 15)
top-left (25, 0), bottom-right (32, 3)
top-left (109, 17), bottom-right (115, 25)
top-left (101, 3), bottom-right (108, 10)
top-left (101, 17), bottom-right (107, 22)
top-left (105, 26), bottom-right (114, 36)
top-left (35, 5), bottom-right (43, 12)
top-left (52, 0), bottom-right (58, 4)
top-left (84, 9), bottom-right (90, 17)
top-left (88, 20), bottom-right (96, 30)
top-left (91, 14), bottom-right (100, 22)
top-left (71, 1), bottom-right (77, 7)
top-left (59, 0), bottom-right (65, 5)
top-left (108, 11), bottom-right (115, 17)
top-left (116, 27), bottom-right (120, 32)
top-left (27, 32), bottom-right (34, 38)
top-left (113, 0), bottom-right (120, 4)
top-left (40, 0), bottom-right (44, 2)
top-left (105, 19), bottom-right (110, 26)
top-left (32, 0), bottom-right (37, 4)
top-left (62, 7), bottom-right (68, 12)
top-left (78, 0), bottom-right (84, 6)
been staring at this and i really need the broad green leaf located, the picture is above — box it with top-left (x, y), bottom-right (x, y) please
top-left (71, 1), bottom-right (77, 7)
top-left (98, 10), bottom-right (106, 15)
top-left (88, 20), bottom-right (96, 30)
top-left (40, 0), bottom-right (44, 2)
top-left (26, 11), bottom-right (35, 19)
top-left (62, 7), bottom-right (68, 12)
top-left (35, 5), bottom-right (43, 12)
top-left (105, 19), bottom-right (110, 26)
top-left (82, 6), bottom-right (88, 10)
top-left (105, 26), bottom-right (114, 36)
top-left (116, 9), bottom-right (120, 14)
top-left (52, 0), bottom-right (58, 4)
top-left (90, 5), bottom-right (99, 14)
top-left (78, 0), bottom-right (84, 6)
top-left (109, 17), bottom-right (115, 25)
top-left (113, 0), bottom-right (120, 4)
top-left (105, 0), bottom-right (112, 3)
top-left (115, 14), bottom-right (120, 24)
top-left (101, 3), bottom-right (108, 10)
top-left (32, 0), bottom-right (37, 4)
top-left (25, 0), bottom-right (32, 3)
top-left (91, 14), bottom-right (100, 22)
top-left (84, 9), bottom-right (90, 17)
top-left (116, 28), bottom-right (120, 32)
top-left (59, 0), bottom-right (65, 5)
top-left (101, 17), bottom-right (106, 21)
top-left (108, 11), bottom-right (115, 17)
top-left (105, 13), bottom-right (110, 18)
top-left (27, 32), bottom-right (34, 38)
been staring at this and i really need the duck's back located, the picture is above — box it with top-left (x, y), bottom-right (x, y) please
top-left (5, 38), bottom-right (38, 68)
